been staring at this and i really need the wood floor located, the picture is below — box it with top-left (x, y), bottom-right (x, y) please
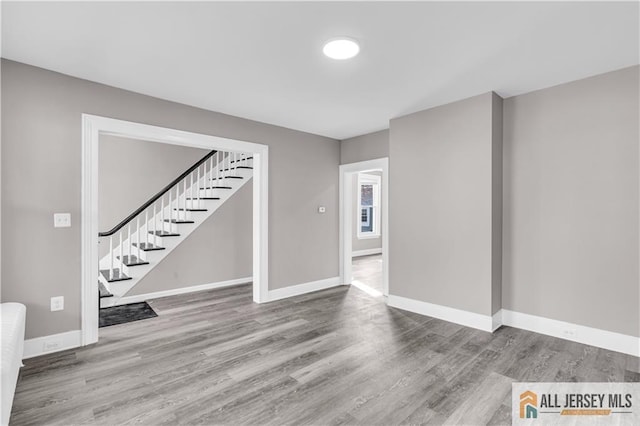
top-left (11, 284), bottom-right (640, 425)
top-left (352, 254), bottom-right (383, 293)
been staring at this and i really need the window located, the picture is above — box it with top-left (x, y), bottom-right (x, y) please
top-left (357, 174), bottom-right (381, 239)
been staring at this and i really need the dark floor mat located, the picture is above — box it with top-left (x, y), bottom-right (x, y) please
top-left (99, 302), bottom-right (158, 327)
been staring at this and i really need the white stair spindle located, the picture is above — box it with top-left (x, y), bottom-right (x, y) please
top-left (169, 188), bottom-right (173, 222)
top-left (145, 210), bottom-right (149, 246)
top-left (209, 153), bottom-right (213, 198)
top-left (190, 173), bottom-right (194, 207)
top-left (234, 152), bottom-right (237, 176)
top-left (136, 216), bottom-right (141, 260)
top-left (119, 231), bottom-right (123, 267)
top-left (153, 204), bottom-right (157, 247)
top-left (161, 197), bottom-right (165, 235)
top-left (109, 236), bottom-right (114, 280)
top-left (216, 153), bottom-right (220, 186)
top-left (197, 167), bottom-right (200, 204)
top-left (128, 223), bottom-right (132, 258)
top-left (183, 178), bottom-right (187, 212)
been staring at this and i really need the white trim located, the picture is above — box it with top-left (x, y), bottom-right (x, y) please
top-left (266, 277), bottom-right (341, 302)
top-left (339, 158), bottom-right (389, 297)
top-left (492, 310), bottom-right (503, 332)
top-left (501, 309), bottom-right (640, 357)
top-left (23, 330), bottom-right (82, 360)
top-left (117, 277), bottom-right (253, 305)
top-left (81, 115), bottom-right (99, 346)
top-left (387, 294), bottom-right (495, 332)
top-left (81, 115), bottom-right (269, 348)
top-left (352, 248), bottom-right (383, 257)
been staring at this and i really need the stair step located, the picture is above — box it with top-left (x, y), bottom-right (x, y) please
top-left (174, 208), bottom-right (208, 212)
top-left (132, 242), bottom-right (165, 251)
top-left (211, 176), bottom-right (243, 181)
top-left (164, 219), bottom-right (195, 224)
top-left (149, 230), bottom-right (180, 237)
top-left (230, 157), bottom-right (253, 164)
top-left (117, 255), bottom-right (150, 267)
top-left (99, 281), bottom-right (113, 298)
top-left (186, 197), bottom-right (220, 200)
top-left (100, 268), bottom-right (132, 283)
top-left (200, 186), bottom-right (232, 190)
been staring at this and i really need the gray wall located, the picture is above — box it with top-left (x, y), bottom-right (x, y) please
top-left (503, 66), bottom-right (639, 337)
top-left (129, 183), bottom-right (252, 296)
top-left (99, 135), bottom-right (208, 233)
top-left (1, 59), bottom-right (339, 339)
top-left (389, 92), bottom-right (502, 316)
top-left (352, 171), bottom-right (382, 254)
top-left (340, 129), bottom-right (389, 165)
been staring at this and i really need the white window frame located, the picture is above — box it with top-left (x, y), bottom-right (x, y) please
top-left (357, 173), bottom-right (381, 239)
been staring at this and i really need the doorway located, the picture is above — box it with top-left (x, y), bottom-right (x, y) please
top-left (339, 158), bottom-right (389, 297)
top-left (81, 115), bottom-right (269, 346)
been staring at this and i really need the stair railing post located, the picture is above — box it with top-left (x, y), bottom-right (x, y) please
top-left (119, 231), bottom-right (123, 267)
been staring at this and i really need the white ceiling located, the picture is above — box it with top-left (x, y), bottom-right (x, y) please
top-left (2, 2), bottom-right (638, 140)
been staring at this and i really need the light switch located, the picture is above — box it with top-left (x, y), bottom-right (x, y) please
top-left (54, 213), bottom-right (71, 228)
top-left (318, 206), bottom-right (326, 213)
top-left (51, 296), bottom-right (64, 311)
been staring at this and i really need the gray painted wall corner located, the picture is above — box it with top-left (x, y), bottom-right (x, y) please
top-left (340, 129), bottom-right (389, 165)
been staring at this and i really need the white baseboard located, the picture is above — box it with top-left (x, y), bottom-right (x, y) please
top-left (23, 330), bottom-right (82, 360)
top-left (501, 309), bottom-right (640, 357)
top-left (267, 276), bottom-right (341, 302)
top-left (117, 277), bottom-right (253, 305)
top-left (492, 310), bottom-right (503, 332)
top-left (352, 248), bottom-right (382, 257)
top-left (387, 294), bottom-right (495, 332)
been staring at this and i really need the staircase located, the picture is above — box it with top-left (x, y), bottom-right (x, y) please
top-left (98, 150), bottom-right (253, 308)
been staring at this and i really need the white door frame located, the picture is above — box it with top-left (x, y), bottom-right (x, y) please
top-left (339, 158), bottom-right (389, 296)
top-left (81, 114), bottom-right (269, 346)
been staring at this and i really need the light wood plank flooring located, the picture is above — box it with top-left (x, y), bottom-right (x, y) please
top-left (11, 284), bottom-right (640, 425)
top-left (352, 254), bottom-right (383, 293)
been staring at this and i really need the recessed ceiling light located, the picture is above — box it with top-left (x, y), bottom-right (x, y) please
top-left (323, 37), bottom-right (360, 60)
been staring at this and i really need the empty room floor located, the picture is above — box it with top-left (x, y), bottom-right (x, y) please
top-left (11, 284), bottom-right (639, 425)
top-left (352, 254), bottom-right (383, 293)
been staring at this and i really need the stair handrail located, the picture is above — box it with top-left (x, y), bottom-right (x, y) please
top-left (98, 149), bottom-right (217, 237)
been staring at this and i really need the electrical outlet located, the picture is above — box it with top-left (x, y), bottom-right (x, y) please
top-left (50, 296), bottom-right (64, 311)
top-left (53, 213), bottom-right (71, 228)
top-left (563, 328), bottom-right (577, 338)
